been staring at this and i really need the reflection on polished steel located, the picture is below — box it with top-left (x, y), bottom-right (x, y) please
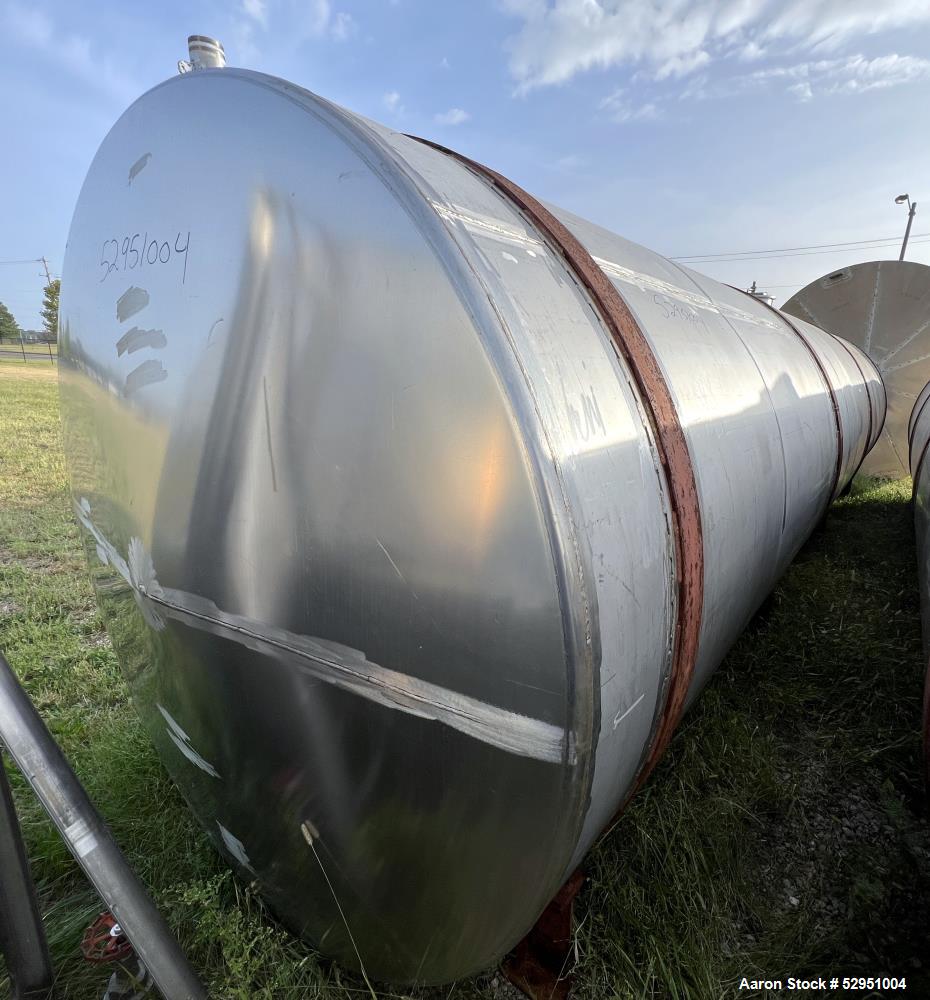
top-left (59, 67), bottom-right (884, 984)
top-left (908, 384), bottom-right (930, 784)
top-left (784, 261), bottom-right (930, 478)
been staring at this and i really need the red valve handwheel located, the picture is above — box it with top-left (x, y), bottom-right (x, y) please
top-left (81, 912), bottom-right (134, 964)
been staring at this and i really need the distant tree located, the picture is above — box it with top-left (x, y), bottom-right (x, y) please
top-left (41, 279), bottom-right (60, 342)
top-left (0, 301), bottom-right (20, 341)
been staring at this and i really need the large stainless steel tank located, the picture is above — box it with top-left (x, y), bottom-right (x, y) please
top-left (784, 261), bottom-right (930, 479)
top-left (59, 66), bottom-right (884, 983)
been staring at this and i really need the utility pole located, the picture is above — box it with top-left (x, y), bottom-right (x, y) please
top-left (895, 194), bottom-right (918, 261)
top-left (39, 257), bottom-right (55, 361)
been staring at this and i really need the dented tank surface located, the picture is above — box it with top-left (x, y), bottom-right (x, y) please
top-left (59, 67), bottom-right (884, 983)
top-left (908, 383), bottom-right (930, 784)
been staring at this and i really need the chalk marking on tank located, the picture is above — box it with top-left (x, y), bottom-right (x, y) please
top-left (115, 286), bottom-right (150, 322)
top-left (375, 538), bottom-right (413, 592)
top-left (127, 153), bottom-right (151, 185)
top-left (125, 359), bottom-right (168, 395)
top-left (503, 676), bottom-right (561, 695)
top-left (612, 693), bottom-right (645, 730)
top-left (75, 500), bottom-right (572, 765)
top-left (217, 822), bottom-right (255, 872)
top-left (262, 376), bottom-right (278, 493)
top-left (116, 326), bottom-right (166, 356)
top-left (157, 704), bottom-right (221, 778)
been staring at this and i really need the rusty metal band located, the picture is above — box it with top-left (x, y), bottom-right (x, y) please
top-left (409, 136), bottom-right (704, 788)
top-left (750, 295), bottom-right (845, 501)
top-left (829, 334), bottom-right (874, 482)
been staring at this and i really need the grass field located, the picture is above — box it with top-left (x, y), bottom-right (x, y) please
top-left (1, 358), bottom-right (928, 999)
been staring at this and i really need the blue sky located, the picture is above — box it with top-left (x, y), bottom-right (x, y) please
top-left (2, 0), bottom-right (930, 329)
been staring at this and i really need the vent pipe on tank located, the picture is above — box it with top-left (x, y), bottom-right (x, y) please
top-left (178, 35), bottom-right (226, 74)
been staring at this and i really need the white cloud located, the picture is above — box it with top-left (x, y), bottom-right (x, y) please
top-left (599, 88), bottom-right (660, 123)
top-left (383, 90), bottom-right (403, 112)
top-left (503, 0), bottom-right (930, 92)
top-left (242, 0), bottom-right (268, 27)
top-left (267, 0), bottom-right (356, 41)
top-left (434, 107), bottom-right (471, 125)
top-left (821, 52), bottom-right (930, 93)
top-left (330, 11), bottom-right (356, 40)
top-left (714, 52), bottom-right (930, 101)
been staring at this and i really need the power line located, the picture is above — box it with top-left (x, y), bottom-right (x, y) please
top-left (0, 258), bottom-right (44, 266)
top-left (672, 232), bottom-right (930, 262)
top-left (678, 237), bottom-right (930, 264)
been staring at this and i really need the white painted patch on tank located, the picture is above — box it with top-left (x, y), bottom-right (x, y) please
top-left (217, 822), bottom-right (254, 872)
top-left (157, 703), bottom-right (221, 779)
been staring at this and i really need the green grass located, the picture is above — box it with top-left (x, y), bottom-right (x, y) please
top-left (1, 358), bottom-right (928, 999)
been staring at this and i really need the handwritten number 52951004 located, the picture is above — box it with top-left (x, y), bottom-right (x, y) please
top-left (99, 231), bottom-right (191, 284)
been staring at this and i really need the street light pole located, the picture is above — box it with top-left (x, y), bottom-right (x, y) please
top-left (895, 194), bottom-right (918, 261)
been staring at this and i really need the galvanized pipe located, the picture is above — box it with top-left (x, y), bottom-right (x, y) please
top-left (0, 654), bottom-right (205, 1000)
top-left (0, 753), bottom-right (52, 1000)
top-left (58, 67), bottom-right (883, 984)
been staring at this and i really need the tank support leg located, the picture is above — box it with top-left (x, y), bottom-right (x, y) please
top-left (502, 868), bottom-right (584, 1000)
top-left (0, 754), bottom-right (53, 999)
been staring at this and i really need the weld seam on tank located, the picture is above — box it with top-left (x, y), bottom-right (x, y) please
top-left (410, 137), bottom-right (707, 796)
top-left (749, 292), bottom-right (846, 502)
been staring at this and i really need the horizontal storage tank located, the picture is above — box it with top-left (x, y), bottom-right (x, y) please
top-left (784, 261), bottom-right (930, 479)
top-left (909, 383), bottom-right (930, 784)
top-left (59, 66), bottom-right (884, 983)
